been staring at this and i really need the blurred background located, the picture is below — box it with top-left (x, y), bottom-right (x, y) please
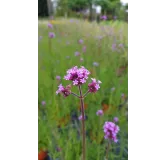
top-left (38, 0), bottom-right (128, 22)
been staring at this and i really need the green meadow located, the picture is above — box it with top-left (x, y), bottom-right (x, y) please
top-left (38, 18), bottom-right (128, 160)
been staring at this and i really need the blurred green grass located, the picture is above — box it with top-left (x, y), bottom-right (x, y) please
top-left (38, 18), bottom-right (128, 159)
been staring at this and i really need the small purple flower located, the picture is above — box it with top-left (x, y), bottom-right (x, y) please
top-left (112, 43), bottom-right (116, 51)
top-left (119, 43), bottom-right (124, 48)
top-left (56, 76), bottom-right (61, 80)
top-left (49, 32), bottom-right (55, 38)
top-left (75, 51), bottom-right (80, 56)
top-left (56, 84), bottom-right (71, 97)
top-left (80, 58), bottom-right (84, 62)
top-left (93, 62), bottom-right (99, 67)
top-left (82, 46), bottom-right (86, 53)
top-left (113, 117), bottom-right (119, 123)
top-left (103, 121), bottom-right (120, 143)
top-left (96, 110), bottom-right (104, 116)
top-left (70, 19), bottom-right (74, 23)
top-left (78, 115), bottom-right (86, 120)
top-left (78, 39), bottom-right (84, 44)
top-left (88, 78), bottom-right (102, 93)
top-left (47, 23), bottom-right (53, 29)
top-left (101, 15), bottom-right (107, 20)
top-left (41, 101), bottom-right (46, 106)
top-left (64, 66), bottom-right (90, 86)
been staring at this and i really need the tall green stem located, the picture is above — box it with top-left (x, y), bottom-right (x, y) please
top-left (78, 85), bottom-right (86, 160)
top-left (106, 141), bottom-right (110, 160)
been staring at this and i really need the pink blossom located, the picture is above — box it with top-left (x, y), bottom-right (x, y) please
top-left (82, 46), bottom-right (86, 53)
top-left (56, 84), bottom-right (71, 97)
top-left (56, 76), bottom-right (61, 80)
top-left (47, 23), bottom-right (53, 29)
top-left (78, 115), bottom-right (85, 120)
top-left (88, 78), bottom-right (101, 93)
top-left (103, 121), bottom-right (120, 143)
top-left (113, 117), bottom-right (119, 123)
top-left (78, 39), bottom-right (84, 44)
top-left (64, 66), bottom-right (90, 86)
top-left (75, 51), bottom-right (80, 56)
top-left (49, 32), bottom-right (55, 38)
top-left (41, 101), bottom-right (46, 106)
top-left (96, 110), bottom-right (104, 116)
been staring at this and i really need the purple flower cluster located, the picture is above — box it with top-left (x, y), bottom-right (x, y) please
top-left (56, 75), bottom-right (61, 80)
top-left (78, 39), bottom-right (84, 44)
top-left (112, 43), bottom-right (117, 51)
top-left (64, 66), bottom-right (90, 86)
top-left (113, 117), bottom-right (119, 123)
top-left (41, 101), bottom-right (46, 106)
top-left (103, 121), bottom-right (120, 143)
top-left (56, 66), bottom-right (101, 97)
top-left (101, 15), bottom-right (107, 20)
top-left (56, 84), bottom-right (71, 97)
top-left (78, 115), bottom-right (86, 121)
top-left (96, 110), bottom-right (104, 116)
top-left (93, 62), bottom-right (99, 67)
top-left (82, 46), bottom-right (86, 53)
top-left (47, 23), bottom-right (53, 29)
top-left (75, 51), bottom-right (80, 56)
top-left (49, 32), bottom-right (55, 38)
top-left (88, 78), bottom-right (101, 93)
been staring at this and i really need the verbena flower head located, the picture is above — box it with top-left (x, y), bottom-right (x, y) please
top-left (103, 121), bottom-right (120, 143)
top-left (119, 43), bottom-right (123, 48)
top-left (78, 115), bottom-right (86, 120)
top-left (96, 110), bottom-right (104, 116)
top-left (93, 62), bottom-right (99, 67)
top-left (78, 39), bottom-right (84, 44)
top-left (113, 117), bottom-right (119, 123)
top-left (88, 78), bottom-right (101, 93)
top-left (82, 46), bottom-right (86, 53)
top-left (47, 23), bottom-right (53, 29)
top-left (64, 66), bottom-right (90, 86)
top-left (49, 32), bottom-right (55, 38)
top-left (56, 84), bottom-right (71, 97)
top-left (112, 43), bottom-right (116, 51)
top-left (75, 51), bottom-right (80, 56)
top-left (101, 15), bottom-right (107, 20)
top-left (41, 101), bottom-right (46, 106)
top-left (56, 76), bottom-right (61, 80)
